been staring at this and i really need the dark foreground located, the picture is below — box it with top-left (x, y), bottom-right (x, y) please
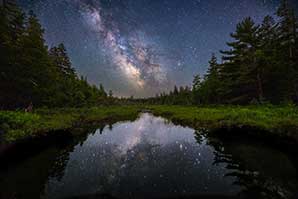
top-left (1, 113), bottom-right (298, 199)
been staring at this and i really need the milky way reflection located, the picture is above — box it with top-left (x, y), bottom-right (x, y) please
top-left (1, 114), bottom-right (297, 199)
top-left (43, 113), bottom-right (239, 198)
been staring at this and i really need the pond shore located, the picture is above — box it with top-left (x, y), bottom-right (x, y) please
top-left (147, 105), bottom-right (298, 144)
top-left (1, 105), bottom-right (298, 147)
top-left (0, 106), bottom-right (141, 145)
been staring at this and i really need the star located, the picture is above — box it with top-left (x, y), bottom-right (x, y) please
top-left (18, 0), bottom-right (284, 97)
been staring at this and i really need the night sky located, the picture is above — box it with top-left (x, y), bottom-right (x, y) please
top-left (17, 0), bottom-right (297, 97)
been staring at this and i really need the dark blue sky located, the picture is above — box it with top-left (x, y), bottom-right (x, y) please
top-left (17, 0), bottom-right (296, 97)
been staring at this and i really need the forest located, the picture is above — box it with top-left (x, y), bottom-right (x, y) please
top-left (151, 0), bottom-right (298, 105)
top-left (0, 1), bottom-right (109, 109)
top-left (1, 0), bottom-right (298, 109)
top-left (1, 1), bottom-right (298, 198)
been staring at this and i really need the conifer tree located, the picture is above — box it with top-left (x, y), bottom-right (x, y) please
top-left (49, 43), bottom-right (76, 77)
top-left (220, 17), bottom-right (260, 103)
top-left (192, 74), bottom-right (201, 105)
top-left (20, 11), bottom-right (54, 106)
top-left (0, 0), bottom-right (25, 108)
top-left (0, 3), bottom-right (110, 109)
top-left (276, 0), bottom-right (298, 102)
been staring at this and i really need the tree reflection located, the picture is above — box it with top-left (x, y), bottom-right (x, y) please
top-left (195, 132), bottom-right (298, 199)
top-left (0, 124), bottom-right (104, 199)
top-left (2, 116), bottom-right (298, 199)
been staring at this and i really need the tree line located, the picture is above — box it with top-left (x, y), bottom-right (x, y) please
top-left (151, 0), bottom-right (298, 105)
top-left (1, 0), bottom-right (297, 109)
top-left (193, 0), bottom-right (298, 105)
top-left (0, 1), bottom-right (109, 109)
top-left (143, 86), bottom-right (193, 105)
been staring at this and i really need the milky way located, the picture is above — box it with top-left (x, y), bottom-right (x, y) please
top-left (78, 0), bottom-right (168, 90)
top-left (17, 0), bottom-right (297, 97)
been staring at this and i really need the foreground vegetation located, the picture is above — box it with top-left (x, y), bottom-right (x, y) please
top-left (0, 106), bottom-right (140, 143)
top-left (148, 105), bottom-right (298, 141)
top-left (0, 0), bottom-right (298, 151)
top-left (1, 105), bottom-right (298, 145)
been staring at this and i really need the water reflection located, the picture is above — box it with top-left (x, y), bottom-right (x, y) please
top-left (206, 136), bottom-right (298, 198)
top-left (43, 114), bottom-right (239, 199)
top-left (0, 113), bottom-right (297, 199)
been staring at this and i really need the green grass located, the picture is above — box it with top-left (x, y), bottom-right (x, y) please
top-left (1, 105), bottom-right (298, 144)
top-left (146, 105), bottom-right (298, 140)
top-left (0, 106), bottom-right (141, 143)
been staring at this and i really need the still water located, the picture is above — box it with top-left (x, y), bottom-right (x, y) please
top-left (0, 113), bottom-right (297, 199)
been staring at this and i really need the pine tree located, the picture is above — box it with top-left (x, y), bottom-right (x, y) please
top-left (173, 85), bottom-right (179, 95)
top-left (192, 74), bottom-right (201, 105)
top-left (20, 11), bottom-right (53, 106)
top-left (192, 74), bottom-right (201, 91)
top-left (189, 2), bottom-right (298, 105)
top-left (276, 0), bottom-right (298, 102)
top-left (0, 0), bottom-right (25, 108)
top-left (206, 54), bottom-right (221, 103)
top-left (49, 43), bottom-right (76, 77)
top-left (0, 3), bottom-right (110, 109)
top-left (256, 15), bottom-right (281, 103)
top-left (220, 17), bottom-right (261, 104)
top-left (99, 83), bottom-right (107, 97)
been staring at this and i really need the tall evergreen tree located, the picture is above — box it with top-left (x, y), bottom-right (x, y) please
top-left (220, 17), bottom-right (261, 103)
top-left (99, 83), bottom-right (107, 97)
top-left (173, 85), bottom-right (179, 95)
top-left (197, 54), bottom-right (221, 104)
top-left (20, 11), bottom-right (54, 106)
top-left (257, 15), bottom-right (281, 103)
top-left (0, 3), bottom-right (110, 109)
top-left (49, 43), bottom-right (76, 77)
top-left (192, 74), bottom-right (201, 105)
top-left (276, 0), bottom-right (298, 102)
top-left (0, 0), bottom-right (25, 108)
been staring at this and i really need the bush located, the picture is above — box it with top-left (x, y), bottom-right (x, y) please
top-left (0, 111), bottom-right (40, 132)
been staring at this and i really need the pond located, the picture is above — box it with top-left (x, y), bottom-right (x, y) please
top-left (0, 113), bottom-right (297, 199)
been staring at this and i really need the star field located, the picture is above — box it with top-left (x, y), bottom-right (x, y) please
top-left (17, 0), bottom-right (297, 97)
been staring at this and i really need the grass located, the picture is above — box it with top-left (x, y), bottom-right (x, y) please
top-left (0, 106), bottom-right (141, 143)
top-left (146, 105), bottom-right (298, 141)
top-left (1, 104), bottom-right (298, 144)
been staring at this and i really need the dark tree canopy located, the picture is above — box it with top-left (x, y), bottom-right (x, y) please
top-left (150, 0), bottom-right (298, 106)
top-left (0, 0), bottom-right (297, 108)
top-left (0, 2), bottom-right (108, 109)
top-left (191, 0), bottom-right (298, 105)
